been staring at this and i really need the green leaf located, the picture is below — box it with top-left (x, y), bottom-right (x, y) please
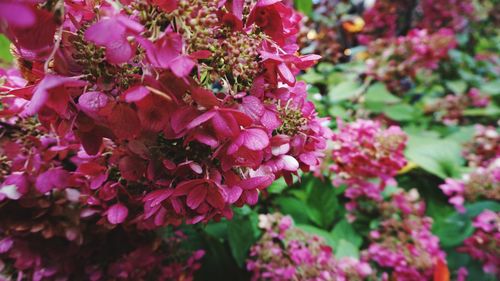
top-left (364, 83), bottom-right (401, 103)
top-left (227, 213), bottom-right (260, 267)
top-left (297, 224), bottom-right (336, 247)
top-left (328, 80), bottom-right (360, 102)
top-left (0, 35), bottom-right (13, 63)
top-left (275, 197), bottom-right (310, 224)
top-left (405, 135), bottom-right (463, 179)
top-left (363, 83), bottom-right (401, 112)
top-left (433, 212), bottom-right (474, 248)
top-left (300, 69), bottom-right (324, 84)
top-left (331, 219), bottom-right (362, 247)
top-left (334, 239), bottom-right (359, 259)
top-left (480, 79), bottom-right (500, 95)
top-left (304, 176), bottom-right (338, 229)
top-left (462, 105), bottom-right (500, 117)
top-left (446, 80), bottom-right (468, 94)
top-left (203, 221), bottom-right (228, 240)
top-left (465, 201), bottom-right (500, 218)
top-left (385, 104), bottom-right (416, 121)
top-left (267, 177), bottom-right (288, 194)
top-left (294, 0), bottom-right (313, 16)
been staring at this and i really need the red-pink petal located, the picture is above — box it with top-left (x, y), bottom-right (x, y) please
top-left (107, 203), bottom-right (128, 224)
top-left (242, 128), bottom-right (269, 151)
top-left (187, 185), bottom-right (207, 209)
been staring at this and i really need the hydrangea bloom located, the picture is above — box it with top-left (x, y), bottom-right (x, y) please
top-left (458, 210), bottom-right (500, 278)
top-left (365, 28), bottom-right (456, 94)
top-left (0, 0), bottom-right (328, 227)
top-left (428, 90), bottom-right (491, 125)
top-left (362, 189), bottom-right (446, 281)
top-left (247, 213), bottom-right (373, 281)
top-left (330, 119), bottom-right (407, 210)
top-left (463, 125), bottom-right (499, 168)
top-left (0, 115), bottom-right (204, 280)
top-left (359, 0), bottom-right (474, 45)
top-left (419, 0), bottom-right (475, 32)
top-left (440, 160), bottom-right (500, 212)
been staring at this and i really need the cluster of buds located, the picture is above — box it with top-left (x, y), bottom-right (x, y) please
top-left (365, 28), bottom-right (456, 94)
top-left (362, 189), bottom-right (446, 281)
top-left (246, 213), bottom-right (373, 281)
top-left (0, 0), bottom-right (329, 228)
top-left (458, 210), bottom-right (500, 278)
top-left (427, 89), bottom-right (491, 125)
top-left (329, 119), bottom-right (407, 214)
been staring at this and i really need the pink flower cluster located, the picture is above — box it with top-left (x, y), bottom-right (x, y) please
top-left (329, 119), bottom-right (407, 212)
top-left (358, 0), bottom-right (409, 45)
top-left (440, 125), bottom-right (499, 212)
top-left (365, 28), bottom-right (457, 94)
top-left (0, 0), bottom-right (328, 227)
top-left (463, 124), bottom-right (499, 168)
top-left (419, 0), bottom-right (475, 32)
top-left (247, 213), bottom-right (373, 281)
top-left (428, 89), bottom-right (491, 125)
top-left (359, 0), bottom-right (473, 45)
top-left (440, 160), bottom-right (500, 213)
top-left (458, 210), bottom-right (500, 278)
top-left (0, 116), bottom-right (203, 280)
top-left (362, 189), bottom-right (446, 281)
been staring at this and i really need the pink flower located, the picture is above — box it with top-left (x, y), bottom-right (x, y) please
top-left (21, 74), bottom-right (85, 116)
top-left (139, 32), bottom-right (195, 77)
top-left (85, 15), bottom-right (144, 64)
top-left (106, 203), bottom-right (129, 224)
top-left (0, 0), bottom-right (38, 28)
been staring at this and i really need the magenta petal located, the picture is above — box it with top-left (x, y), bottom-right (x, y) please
top-left (245, 189), bottom-right (259, 205)
top-left (106, 42), bottom-right (134, 64)
top-left (231, 0), bottom-right (244, 19)
top-left (0, 3), bottom-right (35, 27)
top-left (227, 135), bottom-right (245, 155)
top-left (239, 176), bottom-right (273, 190)
top-left (78, 91), bottom-right (110, 115)
top-left (212, 112), bottom-right (239, 138)
top-left (22, 75), bottom-right (84, 116)
top-left (280, 155), bottom-right (299, 171)
top-left (35, 168), bottom-right (70, 193)
top-left (107, 203), bottom-right (128, 224)
top-left (186, 110), bottom-right (216, 129)
top-left (123, 86), bottom-right (150, 102)
top-left (206, 188), bottom-right (225, 209)
top-left (84, 18), bottom-right (125, 46)
top-left (170, 55), bottom-right (195, 77)
top-left (222, 185), bottom-right (242, 204)
top-left (187, 186), bottom-right (207, 209)
top-left (242, 128), bottom-right (269, 151)
top-left (277, 63), bottom-right (295, 85)
top-left (241, 96), bottom-right (264, 120)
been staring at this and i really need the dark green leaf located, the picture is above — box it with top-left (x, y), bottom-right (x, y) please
top-left (227, 213), bottom-right (260, 267)
top-left (331, 219), bottom-right (362, 247)
top-left (304, 176), bottom-right (338, 229)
